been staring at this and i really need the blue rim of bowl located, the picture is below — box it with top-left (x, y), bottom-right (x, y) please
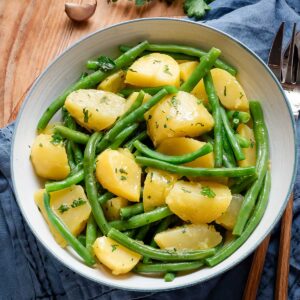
top-left (11, 17), bottom-right (298, 292)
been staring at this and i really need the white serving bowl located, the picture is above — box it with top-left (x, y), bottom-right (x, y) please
top-left (11, 18), bottom-right (297, 291)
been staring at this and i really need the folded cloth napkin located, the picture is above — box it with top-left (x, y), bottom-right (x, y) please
top-left (1, 1), bottom-right (300, 299)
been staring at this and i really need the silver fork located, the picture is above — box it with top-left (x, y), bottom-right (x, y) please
top-left (244, 22), bottom-right (299, 300)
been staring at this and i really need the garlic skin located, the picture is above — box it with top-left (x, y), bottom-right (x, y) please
top-left (65, 1), bottom-right (97, 22)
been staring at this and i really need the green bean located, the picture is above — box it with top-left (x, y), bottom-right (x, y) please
top-left (84, 132), bottom-right (110, 235)
top-left (146, 44), bottom-right (236, 76)
top-left (86, 60), bottom-right (100, 70)
top-left (230, 175), bottom-right (257, 194)
top-left (66, 141), bottom-right (76, 169)
top-left (135, 156), bottom-right (256, 177)
top-left (235, 134), bottom-right (250, 148)
top-left (45, 169), bottom-right (84, 192)
top-left (206, 170), bottom-right (271, 266)
top-left (227, 111), bottom-right (251, 123)
top-left (119, 90), bottom-right (145, 121)
top-left (77, 234), bottom-right (86, 246)
top-left (135, 261), bottom-right (204, 273)
top-left (119, 86), bottom-right (175, 97)
top-left (79, 72), bottom-right (88, 80)
top-left (203, 71), bottom-right (223, 167)
top-left (98, 192), bottom-right (115, 205)
top-left (54, 125), bottom-right (90, 144)
top-left (71, 142), bottom-right (83, 164)
top-left (221, 127), bottom-right (236, 168)
top-left (109, 206), bottom-right (173, 231)
top-left (37, 41), bottom-right (149, 130)
top-left (232, 118), bottom-right (240, 130)
top-left (135, 224), bottom-right (151, 241)
top-left (43, 192), bottom-right (95, 266)
top-left (164, 272), bottom-right (176, 282)
top-left (233, 101), bottom-right (269, 235)
top-left (133, 140), bottom-right (213, 165)
top-left (97, 88), bottom-right (176, 152)
top-left (119, 45), bottom-right (195, 61)
top-left (124, 130), bottom-right (148, 152)
top-left (86, 215), bottom-right (97, 255)
top-left (120, 203), bottom-right (144, 220)
top-left (110, 123), bottom-right (139, 150)
top-left (220, 107), bottom-right (245, 161)
top-left (180, 48), bottom-right (221, 92)
top-left (68, 162), bottom-right (83, 177)
top-left (108, 228), bottom-right (216, 261)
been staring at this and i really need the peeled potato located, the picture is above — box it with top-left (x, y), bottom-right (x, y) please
top-left (216, 194), bottom-right (244, 230)
top-left (192, 68), bottom-right (249, 111)
top-left (166, 180), bottom-right (232, 224)
top-left (236, 124), bottom-right (256, 167)
top-left (97, 70), bottom-right (126, 93)
top-left (96, 149), bottom-right (141, 202)
top-left (179, 61), bottom-right (198, 82)
top-left (154, 224), bottom-right (222, 250)
top-left (34, 186), bottom-right (91, 247)
top-left (143, 168), bottom-right (178, 212)
top-left (31, 134), bottom-right (70, 180)
top-left (147, 91), bottom-right (214, 146)
top-left (157, 137), bottom-right (214, 168)
top-left (103, 197), bottom-right (129, 221)
top-left (125, 53), bottom-right (180, 87)
top-left (65, 89), bottom-right (135, 131)
top-left (93, 236), bottom-right (141, 275)
top-left (126, 91), bottom-right (152, 106)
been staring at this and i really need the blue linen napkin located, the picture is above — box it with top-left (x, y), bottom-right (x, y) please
top-left (1, 1), bottom-right (300, 299)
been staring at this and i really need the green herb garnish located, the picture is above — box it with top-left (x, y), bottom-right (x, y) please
top-left (50, 132), bottom-right (63, 145)
top-left (97, 56), bottom-right (116, 72)
top-left (71, 198), bottom-right (87, 208)
top-left (83, 108), bottom-right (90, 123)
top-left (164, 65), bottom-right (172, 76)
top-left (201, 186), bottom-right (216, 198)
top-left (58, 204), bottom-right (69, 214)
top-left (111, 244), bottom-right (118, 252)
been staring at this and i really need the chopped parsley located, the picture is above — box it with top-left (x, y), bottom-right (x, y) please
top-left (58, 204), bottom-right (69, 214)
top-left (147, 195), bottom-right (151, 199)
top-left (169, 96), bottom-right (179, 109)
top-left (83, 108), bottom-right (90, 123)
top-left (120, 175), bottom-right (127, 181)
top-left (239, 92), bottom-right (244, 99)
top-left (163, 65), bottom-right (172, 76)
top-left (129, 68), bottom-right (138, 73)
top-left (50, 132), bottom-right (64, 145)
top-left (97, 56), bottom-right (116, 72)
top-left (181, 187), bottom-right (191, 193)
top-left (148, 114), bottom-right (152, 120)
top-left (71, 198), bottom-right (86, 208)
top-left (197, 99), bottom-right (202, 105)
top-left (100, 96), bottom-right (109, 104)
top-left (201, 186), bottom-right (216, 198)
top-left (153, 59), bottom-right (161, 64)
top-left (163, 124), bottom-right (167, 128)
top-left (250, 139), bottom-right (255, 148)
top-left (224, 86), bottom-right (227, 96)
top-left (39, 143), bottom-right (43, 147)
top-left (111, 244), bottom-right (118, 252)
top-left (119, 168), bottom-right (128, 174)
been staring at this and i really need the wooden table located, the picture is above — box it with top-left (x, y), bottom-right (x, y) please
top-left (0, 0), bottom-right (184, 127)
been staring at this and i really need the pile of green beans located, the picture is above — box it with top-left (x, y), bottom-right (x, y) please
top-left (33, 41), bottom-right (271, 282)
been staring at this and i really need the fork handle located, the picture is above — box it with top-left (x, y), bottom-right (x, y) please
top-left (275, 194), bottom-right (293, 300)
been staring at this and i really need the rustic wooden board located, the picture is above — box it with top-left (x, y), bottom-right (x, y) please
top-left (0, 0), bottom-right (184, 127)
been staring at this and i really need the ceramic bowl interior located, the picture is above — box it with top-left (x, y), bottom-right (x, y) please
top-left (11, 18), bottom-right (297, 291)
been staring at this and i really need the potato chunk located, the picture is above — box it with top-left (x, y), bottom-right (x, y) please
top-left (127, 91), bottom-right (152, 105)
top-left (216, 194), bottom-right (243, 230)
top-left (31, 134), bottom-right (70, 180)
top-left (154, 224), bottom-right (222, 250)
top-left (125, 53), bottom-right (180, 87)
top-left (143, 168), bottom-right (178, 212)
top-left (65, 89), bottom-right (135, 131)
top-left (34, 186), bottom-right (91, 247)
top-left (179, 61), bottom-right (198, 82)
top-left (192, 68), bottom-right (249, 111)
top-left (103, 197), bottom-right (129, 221)
top-left (237, 124), bottom-right (256, 167)
top-left (157, 137), bottom-right (214, 168)
top-left (147, 91), bottom-right (214, 146)
top-left (97, 70), bottom-right (126, 93)
top-left (96, 149), bottom-right (141, 202)
top-left (166, 180), bottom-right (232, 224)
top-left (93, 236), bottom-right (141, 275)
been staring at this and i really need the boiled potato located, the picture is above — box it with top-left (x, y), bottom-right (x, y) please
top-left (157, 137), bottom-right (214, 168)
top-left (65, 89), bottom-right (135, 131)
top-left (192, 68), bottom-right (249, 111)
top-left (179, 61), bottom-right (198, 82)
top-left (34, 186), bottom-right (91, 247)
top-left (97, 70), bottom-right (126, 93)
top-left (154, 224), bottom-right (222, 250)
top-left (147, 91), bottom-right (214, 146)
top-left (103, 197), bottom-right (129, 221)
top-left (166, 180), bottom-right (232, 224)
top-left (93, 236), bottom-right (141, 275)
top-left (236, 124), bottom-right (256, 167)
top-left (126, 91), bottom-right (152, 105)
top-left (31, 134), bottom-right (70, 180)
top-left (143, 168), bottom-right (178, 212)
top-left (125, 53), bottom-right (180, 87)
top-left (216, 194), bottom-right (243, 230)
top-left (96, 149), bottom-right (141, 202)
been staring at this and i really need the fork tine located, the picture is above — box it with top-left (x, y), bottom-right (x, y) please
top-left (268, 22), bottom-right (284, 81)
top-left (284, 23), bottom-right (297, 84)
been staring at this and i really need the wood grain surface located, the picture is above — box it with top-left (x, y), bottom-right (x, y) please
top-left (0, 0), bottom-right (184, 127)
